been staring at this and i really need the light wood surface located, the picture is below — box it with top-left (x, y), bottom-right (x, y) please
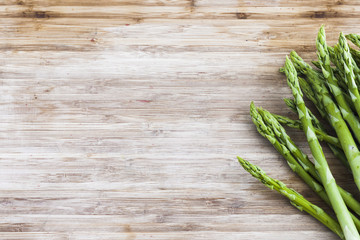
top-left (1, 0), bottom-right (360, 239)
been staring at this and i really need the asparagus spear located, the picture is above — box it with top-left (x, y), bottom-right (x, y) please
top-left (346, 34), bottom-right (360, 48)
top-left (309, 110), bottom-right (349, 170)
top-left (272, 104), bottom-right (349, 169)
top-left (237, 157), bottom-right (344, 239)
top-left (272, 113), bottom-right (302, 129)
top-left (298, 76), bottom-right (320, 106)
top-left (330, 72), bottom-right (356, 112)
top-left (337, 32), bottom-right (360, 116)
top-left (312, 60), bottom-right (321, 69)
top-left (252, 104), bottom-right (360, 229)
top-left (329, 45), bottom-right (344, 73)
top-left (294, 36), bottom-right (360, 190)
top-left (298, 76), bottom-right (328, 120)
top-left (258, 107), bottom-right (360, 216)
top-left (337, 36), bottom-right (360, 87)
top-left (289, 53), bottom-right (332, 128)
top-left (283, 96), bottom-right (328, 129)
top-left (250, 103), bottom-right (310, 173)
top-left (316, 34), bottom-right (359, 128)
top-left (283, 98), bottom-right (297, 112)
top-left (319, 46), bottom-right (351, 92)
top-left (330, 61), bottom-right (353, 98)
top-left (350, 48), bottom-right (360, 67)
top-left (292, 52), bottom-right (360, 172)
top-left (291, 50), bottom-right (360, 144)
top-left (271, 113), bottom-right (341, 148)
top-left (281, 97), bottom-right (349, 167)
top-left (284, 56), bottom-right (360, 240)
top-left (324, 45), bottom-right (356, 104)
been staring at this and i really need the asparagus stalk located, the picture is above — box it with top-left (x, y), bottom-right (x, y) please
top-left (272, 113), bottom-right (302, 129)
top-left (237, 157), bottom-right (345, 239)
top-left (258, 107), bottom-right (359, 216)
top-left (331, 71), bottom-right (356, 112)
top-left (291, 50), bottom-right (360, 144)
top-left (283, 96), bottom-right (328, 129)
top-left (346, 34), bottom-right (360, 48)
top-left (310, 113), bottom-right (349, 169)
top-left (316, 35), bottom-right (360, 130)
top-left (329, 45), bottom-right (344, 73)
top-left (312, 60), bottom-right (321, 69)
top-left (284, 56), bottom-right (360, 240)
top-left (350, 48), bottom-right (360, 67)
top-left (281, 96), bottom-right (349, 167)
top-left (250, 103), bottom-right (310, 173)
top-left (337, 36), bottom-right (360, 87)
top-left (272, 111), bottom-right (349, 169)
top-left (298, 76), bottom-right (320, 106)
top-left (271, 113), bottom-right (341, 148)
top-left (337, 32), bottom-right (360, 116)
top-left (321, 46), bottom-right (351, 92)
top-left (293, 52), bottom-right (360, 173)
top-left (253, 105), bottom-right (360, 229)
top-left (327, 44), bottom-right (358, 101)
top-left (317, 29), bottom-right (360, 192)
top-left (299, 43), bottom-right (360, 185)
top-left (283, 98), bottom-right (297, 112)
top-left (289, 53), bottom-right (331, 127)
top-left (298, 76), bottom-right (328, 120)
top-left (330, 62), bottom-right (353, 97)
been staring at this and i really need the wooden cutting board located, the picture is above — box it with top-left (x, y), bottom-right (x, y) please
top-left (0, 0), bottom-right (359, 239)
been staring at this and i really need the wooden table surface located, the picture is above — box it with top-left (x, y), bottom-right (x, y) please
top-left (1, 0), bottom-right (360, 239)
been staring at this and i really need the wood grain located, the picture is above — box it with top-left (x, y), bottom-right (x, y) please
top-left (0, 0), bottom-right (359, 239)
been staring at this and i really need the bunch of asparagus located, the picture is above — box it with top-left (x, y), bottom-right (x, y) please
top-left (239, 26), bottom-right (360, 240)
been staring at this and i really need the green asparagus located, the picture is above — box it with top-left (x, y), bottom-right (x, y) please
top-left (284, 55), bottom-right (360, 240)
top-left (350, 47), bottom-right (360, 67)
top-left (346, 34), bottom-right (360, 48)
top-left (271, 113), bottom-right (341, 148)
top-left (257, 106), bottom-right (359, 216)
top-left (238, 157), bottom-right (344, 239)
top-left (291, 49), bottom-right (360, 144)
top-left (337, 32), bottom-right (360, 116)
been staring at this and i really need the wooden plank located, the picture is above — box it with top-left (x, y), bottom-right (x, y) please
top-left (1, 0), bottom-right (359, 239)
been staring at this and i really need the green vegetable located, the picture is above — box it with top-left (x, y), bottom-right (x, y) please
top-left (237, 157), bottom-right (345, 239)
top-left (238, 26), bottom-right (360, 240)
top-left (254, 104), bottom-right (360, 219)
top-left (346, 34), bottom-right (360, 48)
top-left (271, 113), bottom-right (341, 148)
top-left (350, 48), bottom-right (360, 67)
top-left (338, 32), bottom-right (360, 116)
top-left (316, 27), bottom-right (360, 193)
top-left (284, 55), bottom-right (360, 240)
top-left (291, 50), bottom-right (360, 144)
